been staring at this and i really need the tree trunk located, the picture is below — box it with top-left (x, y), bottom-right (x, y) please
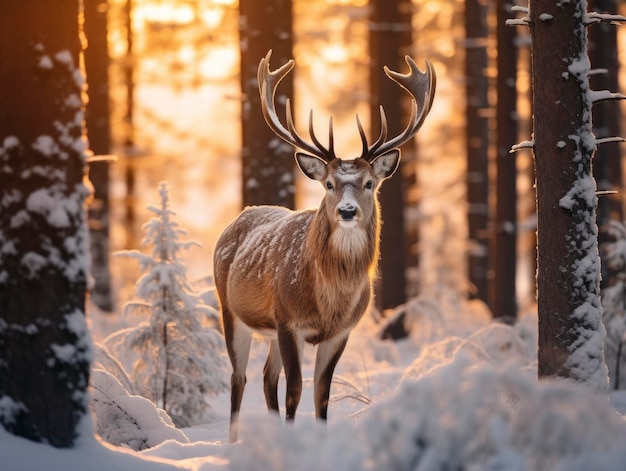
top-left (369, 0), bottom-right (412, 312)
top-left (161, 315), bottom-right (169, 413)
top-left (239, 0), bottom-right (294, 208)
top-left (84, 0), bottom-right (113, 312)
top-left (492, 0), bottom-right (518, 321)
top-left (588, 0), bottom-right (622, 290)
top-left (465, 0), bottom-right (491, 304)
top-left (123, 0), bottom-right (137, 248)
top-left (530, 0), bottom-right (608, 390)
top-left (0, 0), bottom-right (92, 446)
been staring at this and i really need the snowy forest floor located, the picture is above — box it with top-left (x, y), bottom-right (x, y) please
top-left (5, 295), bottom-right (626, 470)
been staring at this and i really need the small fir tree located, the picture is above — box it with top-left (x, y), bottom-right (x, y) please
top-left (116, 182), bottom-right (227, 427)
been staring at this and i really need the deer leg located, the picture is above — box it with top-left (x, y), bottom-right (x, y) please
top-left (277, 324), bottom-right (303, 421)
top-left (222, 311), bottom-right (252, 442)
top-left (263, 339), bottom-right (282, 414)
top-left (314, 332), bottom-right (349, 420)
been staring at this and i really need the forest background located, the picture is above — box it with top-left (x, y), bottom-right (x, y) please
top-left (102, 0), bottom-right (529, 317)
top-left (3, 0), bottom-right (626, 460)
top-left (97, 0), bottom-right (624, 325)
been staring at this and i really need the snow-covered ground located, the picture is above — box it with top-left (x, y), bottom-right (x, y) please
top-left (5, 295), bottom-right (626, 470)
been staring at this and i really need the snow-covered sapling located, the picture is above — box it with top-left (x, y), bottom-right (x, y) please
top-left (214, 51), bottom-right (436, 442)
top-left (116, 182), bottom-right (227, 427)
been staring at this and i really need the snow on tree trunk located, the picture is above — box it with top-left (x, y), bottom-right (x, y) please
top-left (0, 0), bottom-right (93, 446)
top-left (529, 0), bottom-right (608, 391)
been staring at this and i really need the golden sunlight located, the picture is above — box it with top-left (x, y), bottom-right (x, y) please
top-left (135, 3), bottom-right (194, 25)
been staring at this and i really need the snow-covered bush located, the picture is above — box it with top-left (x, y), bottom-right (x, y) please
top-left (229, 323), bottom-right (626, 471)
top-left (601, 220), bottom-right (626, 389)
top-left (91, 368), bottom-right (189, 451)
top-left (112, 182), bottom-right (228, 427)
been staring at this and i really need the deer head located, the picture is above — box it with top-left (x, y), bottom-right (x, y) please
top-left (258, 50), bottom-right (436, 233)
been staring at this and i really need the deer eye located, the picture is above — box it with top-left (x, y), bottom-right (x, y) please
top-left (326, 181), bottom-right (333, 190)
top-left (364, 180), bottom-right (374, 190)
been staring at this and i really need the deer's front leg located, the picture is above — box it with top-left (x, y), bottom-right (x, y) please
top-left (314, 332), bottom-right (349, 420)
top-left (277, 323), bottom-right (303, 420)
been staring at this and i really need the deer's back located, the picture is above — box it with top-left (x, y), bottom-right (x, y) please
top-left (214, 206), bottom-right (315, 328)
top-left (214, 205), bottom-right (313, 274)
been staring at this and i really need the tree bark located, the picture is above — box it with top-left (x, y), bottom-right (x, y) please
top-left (530, 0), bottom-right (608, 389)
top-left (84, 0), bottom-right (113, 311)
top-left (465, 0), bottom-right (491, 304)
top-left (588, 0), bottom-right (622, 290)
top-left (369, 0), bottom-right (412, 311)
top-left (0, 0), bottom-right (92, 446)
top-left (239, 0), bottom-right (294, 208)
top-left (123, 0), bottom-right (137, 248)
top-left (492, 0), bottom-right (518, 320)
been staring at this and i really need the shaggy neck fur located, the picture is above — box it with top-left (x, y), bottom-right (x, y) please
top-left (306, 198), bottom-right (381, 286)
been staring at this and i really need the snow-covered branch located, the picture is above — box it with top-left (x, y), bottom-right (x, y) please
top-left (506, 4), bottom-right (530, 26)
top-left (585, 11), bottom-right (626, 26)
top-left (509, 139), bottom-right (534, 153)
top-left (595, 136), bottom-right (626, 146)
top-left (588, 89), bottom-right (626, 104)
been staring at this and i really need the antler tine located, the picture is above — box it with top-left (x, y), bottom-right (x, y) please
top-left (327, 116), bottom-right (335, 158)
top-left (308, 112), bottom-right (335, 162)
top-left (358, 106), bottom-right (389, 159)
top-left (283, 105), bottom-right (334, 162)
top-left (356, 114), bottom-right (368, 155)
top-left (258, 50), bottom-right (336, 162)
top-left (363, 56), bottom-right (436, 162)
top-left (258, 51), bottom-right (295, 139)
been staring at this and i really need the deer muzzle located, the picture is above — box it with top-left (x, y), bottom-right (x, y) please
top-left (336, 198), bottom-right (361, 228)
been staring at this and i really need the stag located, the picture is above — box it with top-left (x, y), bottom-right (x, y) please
top-left (214, 50), bottom-right (436, 442)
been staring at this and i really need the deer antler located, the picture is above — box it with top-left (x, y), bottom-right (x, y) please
top-left (258, 51), bottom-right (436, 164)
top-left (258, 50), bottom-right (336, 163)
top-left (358, 56), bottom-right (436, 162)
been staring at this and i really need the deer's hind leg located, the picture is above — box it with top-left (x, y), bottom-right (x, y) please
top-left (263, 339), bottom-right (282, 414)
top-left (221, 306), bottom-right (252, 442)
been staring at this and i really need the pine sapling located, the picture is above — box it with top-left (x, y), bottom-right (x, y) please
top-left (116, 182), bottom-right (227, 427)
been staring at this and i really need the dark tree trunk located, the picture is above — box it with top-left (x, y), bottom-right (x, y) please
top-left (84, 0), bottom-right (113, 311)
top-left (465, 0), bottom-right (490, 304)
top-left (239, 0), bottom-right (294, 208)
top-left (369, 0), bottom-right (412, 311)
top-left (491, 0), bottom-right (518, 321)
top-left (530, 0), bottom-right (607, 388)
top-left (588, 0), bottom-right (622, 290)
top-left (123, 0), bottom-right (137, 248)
top-left (0, 0), bottom-right (92, 447)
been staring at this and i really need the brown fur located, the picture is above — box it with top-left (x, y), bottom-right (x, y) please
top-left (214, 188), bottom-right (378, 343)
top-left (214, 156), bottom-right (391, 442)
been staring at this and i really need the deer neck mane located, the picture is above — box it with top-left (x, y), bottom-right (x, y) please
top-left (306, 200), bottom-right (380, 284)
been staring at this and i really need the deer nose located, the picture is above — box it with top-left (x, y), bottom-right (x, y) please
top-left (338, 207), bottom-right (357, 220)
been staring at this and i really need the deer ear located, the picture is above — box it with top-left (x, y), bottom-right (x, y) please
top-left (371, 149), bottom-right (400, 180)
top-left (295, 152), bottom-right (327, 181)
